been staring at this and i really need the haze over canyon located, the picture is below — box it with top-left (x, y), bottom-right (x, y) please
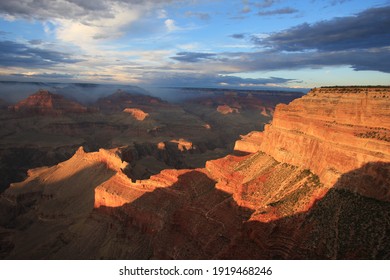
top-left (0, 84), bottom-right (389, 259)
top-left (1, 0), bottom-right (390, 261)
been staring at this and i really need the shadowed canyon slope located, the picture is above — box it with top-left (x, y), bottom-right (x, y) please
top-left (0, 88), bottom-right (299, 192)
top-left (0, 87), bottom-right (389, 259)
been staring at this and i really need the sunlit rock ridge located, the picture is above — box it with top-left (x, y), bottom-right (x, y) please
top-left (236, 87), bottom-right (390, 190)
top-left (1, 86), bottom-right (389, 259)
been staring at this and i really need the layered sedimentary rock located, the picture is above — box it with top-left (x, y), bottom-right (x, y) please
top-left (123, 108), bottom-right (149, 121)
top-left (238, 87), bottom-right (390, 187)
top-left (1, 87), bottom-right (390, 260)
top-left (9, 90), bottom-right (87, 115)
top-left (217, 105), bottom-right (239, 114)
top-left (169, 138), bottom-right (193, 152)
top-left (234, 131), bottom-right (263, 154)
top-left (97, 90), bottom-right (164, 112)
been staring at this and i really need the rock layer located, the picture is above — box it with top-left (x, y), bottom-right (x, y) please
top-left (240, 87), bottom-right (390, 187)
top-left (1, 87), bottom-right (390, 259)
top-left (123, 108), bottom-right (149, 121)
top-left (9, 90), bottom-right (87, 115)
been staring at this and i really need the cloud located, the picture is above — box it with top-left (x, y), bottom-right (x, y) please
top-left (224, 48), bottom-right (390, 73)
top-left (216, 75), bottom-right (295, 86)
top-left (230, 33), bottom-right (246, 39)
top-left (185, 11), bottom-right (210, 20)
top-left (240, 0), bottom-right (278, 14)
top-left (171, 52), bottom-right (217, 63)
top-left (255, 6), bottom-right (390, 51)
top-left (253, 0), bottom-right (278, 9)
top-left (0, 0), bottom-right (109, 21)
top-left (0, 0), bottom-right (180, 21)
top-left (28, 39), bottom-right (43, 45)
top-left (54, 5), bottom-right (143, 49)
top-left (165, 19), bottom-right (178, 32)
top-left (0, 40), bottom-right (82, 67)
top-left (167, 46), bottom-right (390, 74)
top-left (241, 6), bottom-right (251, 14)
top-left (225, 5), bottom-right (390, 74)
top-left (257, 7), bottom-right (298, 16)
top-left (141, 71), bottom-right (295, 88)
top-left (329, 0), bottom-right (351, 6)
top-left (10, 72), bottom-right (76, 79)
top-left (0, 1), bottom-right (182, 49)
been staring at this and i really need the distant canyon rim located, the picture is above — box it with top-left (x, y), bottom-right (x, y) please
top-left (0, 85), bottom-right (389, 259)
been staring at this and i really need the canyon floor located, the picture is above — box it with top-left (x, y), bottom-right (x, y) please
top-left (0, 86), bottom-right (389, 259)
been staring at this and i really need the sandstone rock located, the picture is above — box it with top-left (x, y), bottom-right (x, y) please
top-left (123, 108), bottom-right (149, 121)
top-left (234, 131), bottom-right (263, 154)
top-left (169, 138), bottom-right (193, 151)
top-left (157, 142), bottom-right (166, 150)
top-left (9, 90), bottom-right (87, 115)
top-left (203, 123), bottom-right (211, 129)
top-left (1, 86), bottom-right (390, 260)
top-left (243, 87), bottom-right (390, 187)
top-left (217, 104), bottom-right (239, 114)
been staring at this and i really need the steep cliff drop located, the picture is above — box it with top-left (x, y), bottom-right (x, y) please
top-left (236, 87), bottom-right (390, 188)
top-left (0, 87), bottom-right (389, 259)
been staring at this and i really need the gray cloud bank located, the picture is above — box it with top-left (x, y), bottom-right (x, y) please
top-left (171, 5), bottom-right (390, 74)
top-left (0, 41), bottom-right (82, 67)
top-left (0, 0), bottom-right (179, 20)
top-left (254, 6), bottom-right (390, 51)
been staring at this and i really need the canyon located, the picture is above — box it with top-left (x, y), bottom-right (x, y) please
top-left (0, 86), bottom-right (389, 259)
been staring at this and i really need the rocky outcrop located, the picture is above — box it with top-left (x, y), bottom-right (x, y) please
top-left (9, 90), bottom-right (88, 115)
top-left (1, 87), bottom-right (389, 260)
top-left (234, 131), bottom-right (263, 154)
top-left (240, 87), bottom-right (390, 187)
top-left (123, 108), bottom-right (149, 121)
top-left (96, 90), bottom-right (163, 112)
top-left (169, 138), bottom-right (193, 152)
top-left (217, 105), bottom-right (239, 114)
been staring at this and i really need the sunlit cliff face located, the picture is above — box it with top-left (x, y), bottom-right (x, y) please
top-left (1, 87), bottom-right (389, 259)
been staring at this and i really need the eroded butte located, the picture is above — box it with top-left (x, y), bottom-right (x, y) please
top-left (0, 87), bottom-right (389, 259)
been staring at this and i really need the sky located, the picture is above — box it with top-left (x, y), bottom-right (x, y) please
top-left (0, 0), bottom-right (389, 90)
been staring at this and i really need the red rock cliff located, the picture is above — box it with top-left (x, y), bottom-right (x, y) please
top-left (241, 87), bottom-right (390, 187)
top-left (1, 87), bottom-right (390, 260)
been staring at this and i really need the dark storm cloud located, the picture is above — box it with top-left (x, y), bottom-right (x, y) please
top-left (257, 7), bottom-right (298, 16)
top-left (255, 6), bottom-right (390, 51)
top-left (171, 52), bottom-right (217, 63)
top-left (0, 40), bottom-right (82, 67)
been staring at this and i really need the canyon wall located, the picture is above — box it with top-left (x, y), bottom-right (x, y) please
top-left (1, 87), bottom-right (389, 259)
top-left (237, 87), bottom-right (390, 188)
